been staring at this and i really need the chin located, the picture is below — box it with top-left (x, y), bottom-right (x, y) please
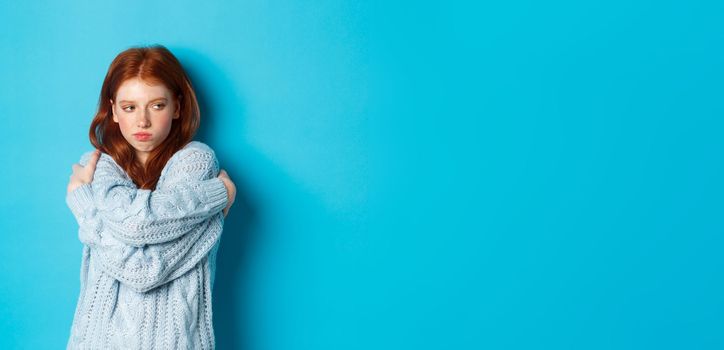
top-left (129, 141), bottom-right (155, 151)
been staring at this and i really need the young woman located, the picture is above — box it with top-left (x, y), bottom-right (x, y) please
top-left (65, 45), bottom-right (237, 349)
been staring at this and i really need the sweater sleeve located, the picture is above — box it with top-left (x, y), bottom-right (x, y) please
top-left (66, 147), bottom-right (228, 246)
top-left (77, 210), bottom-right (224, 293)
top-left (65, 145), bottom-right (228, 293)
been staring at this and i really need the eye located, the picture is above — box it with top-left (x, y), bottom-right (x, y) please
top-left (153, 103), bottom-right (166, 110)
top-left (122, 105), bottom-right (135, 112)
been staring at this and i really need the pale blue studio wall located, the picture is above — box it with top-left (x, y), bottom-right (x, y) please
top-left (1, 0), bottom-right (724, 349)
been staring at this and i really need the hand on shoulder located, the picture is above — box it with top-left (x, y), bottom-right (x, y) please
top-left (217, 169), bottom-right (236, 217)
top-left (67, 149), bottom-right (101, 195)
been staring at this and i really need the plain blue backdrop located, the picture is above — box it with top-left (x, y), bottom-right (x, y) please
top-left (1, 0), bottom-right (723, 349)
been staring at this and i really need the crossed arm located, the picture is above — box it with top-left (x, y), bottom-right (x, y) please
top-left (66, 148), bottom-right (232, 292)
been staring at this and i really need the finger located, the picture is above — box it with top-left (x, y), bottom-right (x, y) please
top-left (86, 150), bottom-right (101, 171)
top-left (72, 163), bottom-right (82, 172)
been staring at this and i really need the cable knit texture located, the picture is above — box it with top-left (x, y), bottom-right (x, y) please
top-left (65, 141), bottom-right (228, 350)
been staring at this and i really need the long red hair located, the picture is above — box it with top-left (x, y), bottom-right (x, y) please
top-left (89, 44), bottom-right (201, 190)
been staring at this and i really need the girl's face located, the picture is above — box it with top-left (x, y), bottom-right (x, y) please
top-left (111, 78), bottom-right (180, 165)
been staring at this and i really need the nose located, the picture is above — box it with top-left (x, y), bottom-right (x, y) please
top-left (137, 110), bottom-right (151, 128)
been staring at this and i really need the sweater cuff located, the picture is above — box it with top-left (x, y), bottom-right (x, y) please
top-left (66, 183), bottom-right (95, 219)
top-left (203, 178), bottom-right (228, 214)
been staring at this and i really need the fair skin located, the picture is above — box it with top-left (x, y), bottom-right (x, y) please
top-left (111, 77), bottom-right (179, 165)
top-left (67, 78), bottom-right (236, 217)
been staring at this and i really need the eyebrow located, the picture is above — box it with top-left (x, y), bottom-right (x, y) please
top-left (117, 97), bottom-right (168, 104)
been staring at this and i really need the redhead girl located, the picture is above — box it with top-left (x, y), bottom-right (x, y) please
top-left (65, 45), bottom-right (236, 349)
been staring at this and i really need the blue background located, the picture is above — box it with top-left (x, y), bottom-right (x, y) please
top-left (1, 0), bottom-right (723, 349)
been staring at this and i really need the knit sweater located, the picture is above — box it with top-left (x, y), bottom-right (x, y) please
top-left (65, 141), bottom-right (228, 350)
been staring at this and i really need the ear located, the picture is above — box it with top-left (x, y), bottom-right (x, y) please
top-left (173, 98), bottom-right (181, 119)
top-left (110, 99), bottom-right (118, 123)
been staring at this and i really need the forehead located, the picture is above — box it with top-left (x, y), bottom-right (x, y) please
top-left (115, 78), bottom-right (171, 101)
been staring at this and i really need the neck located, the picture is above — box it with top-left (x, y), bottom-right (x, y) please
top-left (136, 151), bottom-right (149, 167)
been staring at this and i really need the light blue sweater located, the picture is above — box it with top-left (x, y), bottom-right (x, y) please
top-left (65, 141), bottom-right (228, 349)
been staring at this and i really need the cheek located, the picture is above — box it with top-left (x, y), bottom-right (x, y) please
top-left (118, 118), bottom-right (128, 131)
top-left (158, 115), bottom-right (174, 131)
top-left (117, 117), bottom-right (134, 134)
